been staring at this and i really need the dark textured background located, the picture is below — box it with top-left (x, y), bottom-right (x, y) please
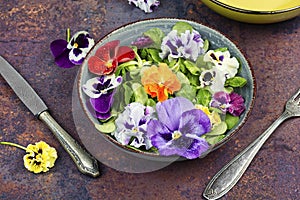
top-left (0, 1), bottom-right (299, 199)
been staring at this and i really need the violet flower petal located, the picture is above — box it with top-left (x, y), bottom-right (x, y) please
top-left (147, 120), bottom-right (172, 140)
top-left (50, 39), bottom-right (75, 68)
top-left (210, 91), bottom-right (231, 113)
top-left (131, 36), bottom-right (154, 48)
top-left (179, 109), bottom-right (211, 137)
top-left (54, 48), bottom-right (75, 68)
top-left (90, 92), bottom-right (114, 113)
top-left (50, 39), bottom-right (68, 57)
top-left (85, 100), bottom-right (111, 120)
top-left (82, 75), bottom-right (122, 98)
top-left (181, 139), bottom-right (209, 159)
top-left (155, 97), bottom-right (194, 131)
top-left (228, 92), bottom-right (245, 116)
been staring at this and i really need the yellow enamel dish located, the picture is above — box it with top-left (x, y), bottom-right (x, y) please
top-left (202, 0), bottom-right (300, 24)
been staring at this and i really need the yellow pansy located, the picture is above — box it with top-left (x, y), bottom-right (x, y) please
top-left (195, 104), bottom-right (222, 127)
top-left (1, 141), bottom-right (58, 174)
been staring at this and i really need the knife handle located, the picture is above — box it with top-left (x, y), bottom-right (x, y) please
top-left (38, 111), bottom-right (100, 177)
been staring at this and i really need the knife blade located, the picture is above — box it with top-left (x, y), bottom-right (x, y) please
top-left (0, 55), bottom-right (100, 177)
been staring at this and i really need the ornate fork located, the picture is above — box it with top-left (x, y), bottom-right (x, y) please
top-left (203, 88), bottom-right (300, 200)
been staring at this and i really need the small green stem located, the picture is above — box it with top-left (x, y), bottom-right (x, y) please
top-left (66, 28), bottom-right (71, 42)
top-left (0, 141), bottom-right (27, 151)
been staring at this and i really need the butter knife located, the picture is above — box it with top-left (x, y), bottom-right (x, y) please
top-left (0, 56), bottom-right (100, 177)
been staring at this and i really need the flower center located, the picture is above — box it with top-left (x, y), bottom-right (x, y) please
top-left (73, 42), bottom-right (79, 48)
top-left (132, 127), bottom-right (139, 133)
top-left (106, 61), bottom-right (113, 68)
top-left (172, 131), bottom-right (182, 140)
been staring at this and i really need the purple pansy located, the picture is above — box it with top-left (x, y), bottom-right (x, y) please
top-left (82, 74), bottom-right (122, 120)
top-left (128, 0), bottom-right (160, 13)
top-left (131, 36), bottom-right (154, 49)
top-left (159, 29), bottom-right (204, 62)
top-left (112, 103), bottom-right (155, 150)
top-left (210, 91), bottom-right (245, 116)
top-left (50, 31), bottom-right (94, 68)
top-left (147, 97), bottom-right (211, 159)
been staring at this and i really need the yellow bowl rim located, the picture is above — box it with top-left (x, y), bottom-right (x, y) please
top-left (209, 0), bottom-right (300, 14)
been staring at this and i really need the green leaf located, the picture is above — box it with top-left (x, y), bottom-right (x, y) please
top-left (225, 76), bottom-right (247, 88)
top-left (184, 60), bottom-right (200, 75)
top-left (225, 113), bottom-right (240, 130)
top-left (186, 72), bottom-right (200, 86)
top-left (205, 122), bottom-right (227, 136)
top-left (203, 39), bottom-right (209, 52)
top-left (178, 58), bottom-right (186, 73)
top-left (111, 85), bottom-right (125, 112)
top-left (195, 54), bottom-right (208, 69)
top-left (176, 71), bottom-right (190, 85)
top-left (214, 47), bottom-right (228, 52)
top-left (143, 28), bottom-right (165, 49)
top-left (95, 120), bottom-right (116, 133)
top-left (132, 83), bottom-right (148, 104)
top-left (146, 99), bottom-right (156, 107)
top-left (204, 135), bottom-right (226, 145)
top-left (123, 82), bottom-right (134, 105)
top-left (196, 88), bottom-right (212, 107)
top-left (172, 22), bottom-right (193, 35)
top-left (175, 84), bottom-right (197, 101)
top-left (224, 87), bottom-right (234, 93)
top-left (146, 48), bottom-right (162, 63)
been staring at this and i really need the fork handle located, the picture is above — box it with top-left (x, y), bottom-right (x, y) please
top-left (203, 110), bottom-right (292, 200)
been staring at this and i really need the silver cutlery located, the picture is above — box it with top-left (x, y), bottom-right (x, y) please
top-left (0, 56), bottom-right (100, 177)
top-left (203, 88), bottom-right (300, 199)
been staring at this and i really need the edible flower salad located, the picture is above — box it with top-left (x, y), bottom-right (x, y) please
top-left (81, 22), bottom-right (247, 159)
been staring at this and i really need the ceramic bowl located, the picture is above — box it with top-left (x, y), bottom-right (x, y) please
top-left (202, 0), bottom-right (300, 24)
top-left (77, 18), bottom-right (256, 162)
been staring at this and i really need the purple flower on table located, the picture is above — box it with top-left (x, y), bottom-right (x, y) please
top-left (147, 97), bottom-right (211, 159)
top-left (159, 29), bottom-right (204, 62)
top-left (210, 91), bottom-right (245, 116)
top-left (50, 31), bottom-right (94, 68)
top-left (82, 74), bottom-right (122, 120)
top-left (112, 103), bottom-right (155, 150)
top-left (128, 0), bottom-right (160, 13)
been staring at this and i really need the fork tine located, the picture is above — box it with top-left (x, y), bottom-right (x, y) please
top-left (290, 88), bottom-right (300, 102)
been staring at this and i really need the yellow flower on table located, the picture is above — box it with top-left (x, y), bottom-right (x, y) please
top-left (23, 141), bottom-right (58, 173)
top-left (0, 141), bottom-right (58, 174)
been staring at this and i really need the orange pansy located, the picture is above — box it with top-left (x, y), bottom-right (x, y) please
top-left (141, 63), bottom-right (181, 102)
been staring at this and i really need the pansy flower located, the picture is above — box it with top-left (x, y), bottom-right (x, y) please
top-left (131, 36), bottom-right (154, 49)
top-left (147, 97), bottom-right (211, 159)
top-left (0, 141), bottom-right (57, 174)
top-left (88, 40), bottom-right (135, 75)
top-left (128, 0), bottom-right (160, 13)
top-left (141, 63), bottom-right (181, 102)
top-left (195, 104), bottom-right (222, 128)
top-left (50, 31), bottom-right (94, 68)
top-left (199, 67), bottom-right (227, 93)
top-left (112, 103), bottom-right (155, 150)
top-left (159, 29), bottom-right (204, 62)
top-left (82, 74), bottom-right (122, 119)
top-left (210, 91), bottom-right (245, 116)
top-left (203, 50), bottom-right (239, 78)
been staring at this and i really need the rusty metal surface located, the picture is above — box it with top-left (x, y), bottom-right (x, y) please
top-left (0, 0), bottom-right (299, 199)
